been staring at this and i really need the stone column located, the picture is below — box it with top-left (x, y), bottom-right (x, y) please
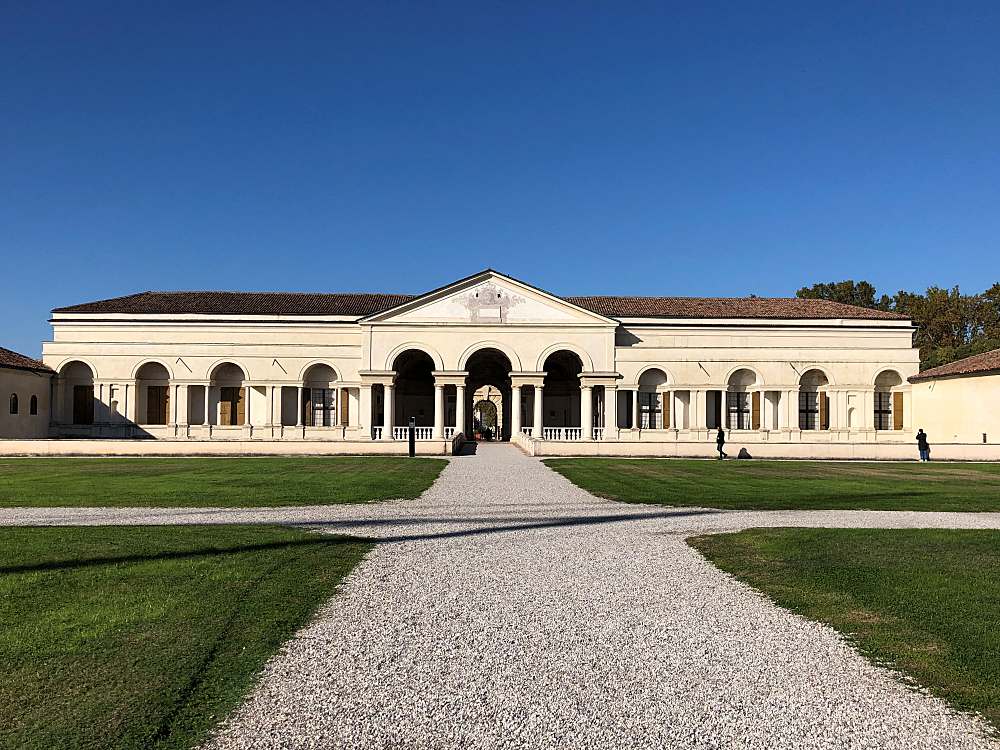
top-left (631, 389), bottom-right (639, 429)
top-left (295, 386), bottom-right (304, 427)
top-left (510, 385), bottom-right (522, 436)
top-left (533, 385), bottom-right (544, 435)
top-left (786, 389), bottom-right (799, 430)
top-left (264, 385), bottom-right (275, 427)
top-left (167, 384), bottom-right (177, 426)
top-left (177, 385), bottom-right (189, 426)
top-left (122, 382), bottom-right (134, 424)
top-left (244, 385), bottom-right (252, 426)
top-left (204, 385), bottom-right (211, 426)
top-left (580, 385), bottom-right (593, 440)
top-left (433, 383), bottom-right (445, 439)
top-left (689, 389), bottom-right (700, 429)
top-left (604, 386), bottom-right (617, 434)
top-left (359, 384), bottom-right (372, 437)
top-left (455, 384), bottom-right (466, 436)
top-left (382, 383), bottom-right (394, 439)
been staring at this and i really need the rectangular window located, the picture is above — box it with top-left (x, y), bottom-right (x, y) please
top-left (799, 392), bottom-right (819, 430)
top-left (219, 387), bottom-right (244, 426)
top-left (874, 391), bottom-right (893, 430)
top-left (309, 388), bottom-right (336, 427)
top-left (72, 385), bottom-right (94, 425)
top-left (727, 392), bottom-right (751, 429)
top-left (638, 392), bottom-right (660, 429)
top-left (145, 385), bottom-right (169, 425)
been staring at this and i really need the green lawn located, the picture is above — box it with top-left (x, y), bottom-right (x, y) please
top-left (690, 528), bottom-right (1000, 732)
top-left (544, 458), bottom-right (1000, 511)
top-left (0, 525), bottom-right (371, 750)
top-left (0, 456), bottom-right (446, 507)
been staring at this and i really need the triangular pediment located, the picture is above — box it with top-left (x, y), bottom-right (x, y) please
top-left (361, 270), bottom-right (617, 326)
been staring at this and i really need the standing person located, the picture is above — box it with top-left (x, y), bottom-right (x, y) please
top-left (716, 427), bottom-right (727, 460)
top-left (916, 428), bottom-right (931, 462)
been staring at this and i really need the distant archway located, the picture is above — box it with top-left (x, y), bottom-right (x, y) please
top-left (465, 348), bottom-right (513, 439)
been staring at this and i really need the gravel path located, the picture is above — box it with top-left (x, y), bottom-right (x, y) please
top-left (4, 444), bottom-right (999, 748)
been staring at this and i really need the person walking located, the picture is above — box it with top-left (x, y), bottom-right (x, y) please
top-left (916, 428), bottom-right (931, 462)
top-left (716, 427), bottom-right (728, 460)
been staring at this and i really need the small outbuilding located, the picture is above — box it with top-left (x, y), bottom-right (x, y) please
top-left (0, 347), bottom-right (53, 439)
top-left (910, 348), bottom-right (1000, 447)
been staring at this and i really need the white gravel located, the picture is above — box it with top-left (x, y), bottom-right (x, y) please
top-left (4, 444), bottom-right (999, 748)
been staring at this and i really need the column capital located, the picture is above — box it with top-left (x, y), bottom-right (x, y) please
top-left (432, 370), bottom-right (469, 387)
top-left (579, 372), bottom-right (620, 387)
top-left (359, 370), bottom-right (395, 386)
top-left (510, 371), bottom-right (546, 388)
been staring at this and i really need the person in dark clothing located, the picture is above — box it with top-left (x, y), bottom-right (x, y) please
top-left (716, 428), bottom-right (727, 460)
top-left (916, 429), bottom-right (931, 461)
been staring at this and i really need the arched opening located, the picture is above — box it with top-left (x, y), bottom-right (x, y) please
top-left (210, 362), bottom-right (247, 426)
top-left (29, 394), bottom-right (38, 416)
top-left (472, 396), bottom-right (499, 440)
top-left (465, 348), bottom-right (513, 440)
top-left (9, 393), bottom-right (17, 415)
top-left (798, 369), bottom-right (830, 430)
top-left (60, 361), bottom-right (95, 425)
top-left (724, 368), bottom-right (758, 430)
top-left (638, 368), bottom-right (668, 429)
top-left (875, 370), bottom-right (904, 431)
top-left (302, 364), bottom-right (339, 427)
top-left (136, 362), bottom-right (171, 425)
top-left (392, 350), bottom-right (435, 429)
top-left (542, 350), bottom-right (583, 429)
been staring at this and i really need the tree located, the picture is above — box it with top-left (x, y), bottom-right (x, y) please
top-left (795, 280), bottom-right (893, 311)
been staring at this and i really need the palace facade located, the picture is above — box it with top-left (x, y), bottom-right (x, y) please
top-left (30, 269), bottom-right (934, 458)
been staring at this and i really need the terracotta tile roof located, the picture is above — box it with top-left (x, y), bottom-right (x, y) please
top-left (53, 291), bottom-right (416, 317)
top-left (565, 295), bottom-right (907, 320)
top-left (52, 290), bottom-right (907, 321)
top-left (0, 346), bottom-right (53, 373)
top-left (909, 348), bottom-right (1000, 382)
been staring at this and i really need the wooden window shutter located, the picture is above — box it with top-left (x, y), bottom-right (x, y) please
top-left (304, 389), bottom-right (313, 427)
top-left (341, 388), bottom-right (349, 426)
top-left (662, 392), bottom-right (670, 429)
top-left (751, 392), bottom-right (761, 430)
top-left (893, 391), bottom-right (904, 430)
top-left (219, 388), bottom-right (232, 425)
top-left (236, 388), bottom-right (246, 425)
top-left (819, 393), bottom-right (829, 430)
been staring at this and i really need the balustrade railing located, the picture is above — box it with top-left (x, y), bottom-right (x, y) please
top-left (371, 427), bottom-right (383, 440)
top-left (542, 427), bottom-right (583, 441)
top-left (444, 427), bottom-right (456, 439)
top-left (592, 427), bottom-right (604, 441)
top-left (520, 427), bottom-right (533, 437)
top-left (392, 426), bottom-right (434, 440)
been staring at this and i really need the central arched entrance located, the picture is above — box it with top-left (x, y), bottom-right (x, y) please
top-left (465, 348), bottom-right (512, 441)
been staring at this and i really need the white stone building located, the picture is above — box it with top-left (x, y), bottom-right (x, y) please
top-left (910, 348), bottom-right (1000, 448)
top-left (0, 347), bottom-right (53, 439)
top-left (21, 269), bottom-right (944, 458)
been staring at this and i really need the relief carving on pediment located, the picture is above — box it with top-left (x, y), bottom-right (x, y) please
top-left (459, 282), bottom-right (525, 322)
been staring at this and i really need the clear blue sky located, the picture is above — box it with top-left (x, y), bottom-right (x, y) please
top-left (3, 2), bottom-right (999, 356)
